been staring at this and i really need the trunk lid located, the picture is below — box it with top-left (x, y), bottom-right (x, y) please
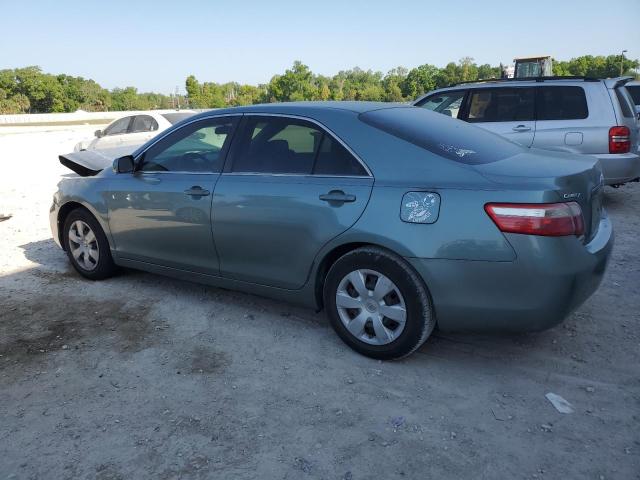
top-left (473, 150), bottom-right (604, 242)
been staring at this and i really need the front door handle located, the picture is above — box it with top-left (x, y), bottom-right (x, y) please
top-left (184, 186), bottom-right (210, 197)
top-left (319, 190), bottom-right (356, 203)
top-left (512, 125), bottom-right (531, 132)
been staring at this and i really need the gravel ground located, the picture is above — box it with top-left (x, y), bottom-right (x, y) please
top-left (1, 128), bottom-right (639, 480)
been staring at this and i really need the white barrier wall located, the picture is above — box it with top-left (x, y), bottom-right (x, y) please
top-left (0, 109), bottom-right (192, 125)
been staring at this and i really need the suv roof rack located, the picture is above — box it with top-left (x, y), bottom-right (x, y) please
top-left (448, 76), bottom-right (601, 87)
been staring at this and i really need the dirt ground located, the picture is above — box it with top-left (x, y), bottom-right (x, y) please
top-left (0, 127), bottom-right (639, 480)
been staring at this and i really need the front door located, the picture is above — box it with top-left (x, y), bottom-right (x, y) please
top-left (463, 87), bottom-right (536, 147)
top-left (212, 115), bottom-right (373, 289)
top-left (106, 115), bottom-right (239, 274)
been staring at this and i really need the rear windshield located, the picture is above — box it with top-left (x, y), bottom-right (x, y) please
top-left (615, 88), bottom-right (635, 118)
top-left (624, 85), bottom-right (640, 105)
top-left (161, 112), bottom-right (195, 124)
top-left (359, 107), bottom-right (523, 165)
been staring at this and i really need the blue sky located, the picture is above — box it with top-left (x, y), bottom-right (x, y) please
top-left (1, 0), bottom-right (638, 93)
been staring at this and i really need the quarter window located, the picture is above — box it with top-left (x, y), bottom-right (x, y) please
top-left (230, 116), bottom-right (366, 176)
top-left (466, 88), bottom-right (535, 122)
top-left (536, 86), bottom-right (588, 120)
top-left (140, 117), bottom-right (237, 173)
top-left (417, 90), bottom-right (466, 119)
top-left (104, 116), bottom-right (132, 135)
top-left (131, 115), bottom-right (159, 132)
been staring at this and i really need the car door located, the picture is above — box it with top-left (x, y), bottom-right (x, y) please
top-left (212, 114), bottom-right (374, 289)
top-left (94, 116), bottom-right (133, 150)
top-left (461, 87), bottom-right (536, 147)
top-left (106, 115), bottom-right (239, 274)
top-left (532, 86), bottom-right (591, 153)
top-left (124, 115), bottom-right (161, 148)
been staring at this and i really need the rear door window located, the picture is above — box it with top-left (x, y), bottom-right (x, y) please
top-left (465, 88), bottom-right (535, 123)
top-left (416, 90), bottom-right (466, 119)
top-left (229, 116), bottom-right (367, 176)
top-left (131, 115), bottom-right (159, 133)
top-left (536, 86), bottom-right (588, 120)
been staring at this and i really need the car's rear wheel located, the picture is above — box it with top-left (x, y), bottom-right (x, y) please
top-left (323, 247), bottom-right (435, 359)
top-left (63, 208), bottom-right (117, 280)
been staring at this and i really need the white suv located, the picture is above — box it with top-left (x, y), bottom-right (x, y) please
top-left (414, 77), bottom-right (640, 186)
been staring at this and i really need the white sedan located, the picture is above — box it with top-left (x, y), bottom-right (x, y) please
top-left (74, 111), bottom-right (195, 152)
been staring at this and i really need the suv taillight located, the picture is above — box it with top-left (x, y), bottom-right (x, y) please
top-left (485, 202), bottom-right (584, 237)
top-left (609, 126), bottom-right (630, 154)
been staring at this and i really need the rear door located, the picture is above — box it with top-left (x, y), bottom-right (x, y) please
top-left (212, 114), bottom-right (373, 289)
top-left (533, 85), bottom-right (592, 154)
top-left (461, 87), bottom-right (536, 147)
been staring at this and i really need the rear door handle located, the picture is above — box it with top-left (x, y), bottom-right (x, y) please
top-left (184, 186), bottom-right (210, 197)
top-left (512, 125), bottom-right (531, 132)
top-left (319, 190), bottom-right (356, 203)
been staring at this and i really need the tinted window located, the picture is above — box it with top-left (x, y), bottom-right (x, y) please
top-left (313, 135), bottom-right (367, 176)
top-left (615, 88), bottom-right (635, 118)
top-left (466, 88), bottom-right (535, 122)
top-left (536, 86), bottom-right (588, 120)
top-left (140, 117), bottom-right (236, 172)
top-left (104, 116), bottom-right (131, 135)
top-left (360, 107), bottom-right (523, 165)
top-left (131, 115), bottom-right (159, 133)
top-left (626, 85), bottom-right (640, 105)
top-left (417, 90), bottom-right (466, 119)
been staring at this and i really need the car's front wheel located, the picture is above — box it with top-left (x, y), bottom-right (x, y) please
top-left (63, 208), bottom-right (117, 280)
top-left (323, 247), bottom-right (435, 360)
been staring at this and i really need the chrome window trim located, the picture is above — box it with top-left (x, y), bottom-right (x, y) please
top-left (133, 111), bottom-right (374, 178)
top-left (221, 172), bottom-right (371, 179)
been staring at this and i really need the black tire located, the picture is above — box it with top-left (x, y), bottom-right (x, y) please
top-left (62, 208), bottom-right (117, 280)
top-left (323, 247), bottom-right (435, 360)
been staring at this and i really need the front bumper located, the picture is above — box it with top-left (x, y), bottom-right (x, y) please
top-left (590, 152), bottom-right (640, 185)
top-left (407, 212), bottom-right (614, 332)
top-left (49, 200), bottom-right (62, 248)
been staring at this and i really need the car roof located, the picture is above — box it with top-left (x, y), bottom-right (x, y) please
top-left (188, 101), bottom-right (408, 120)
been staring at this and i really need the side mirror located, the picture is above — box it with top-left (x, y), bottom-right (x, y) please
top-left (113, 155), bottom-right (135, 174)
top-left (95, 129), bottom-right (104, 138)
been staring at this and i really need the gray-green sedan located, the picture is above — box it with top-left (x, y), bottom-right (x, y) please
top-left (51, 102), bottom-right (613, 359)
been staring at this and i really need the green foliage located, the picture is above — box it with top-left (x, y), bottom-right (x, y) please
top-left (1, 54), bottom-right (638, 115)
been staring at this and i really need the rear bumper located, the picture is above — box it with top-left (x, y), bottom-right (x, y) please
top-left (406, 212), bottom-right (614, 332)
top-left (590, 152), bottom-right (640, 185)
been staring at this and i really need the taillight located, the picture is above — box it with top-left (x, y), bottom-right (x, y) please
top-left (609, 126), bottom-right (630, 154)
top-left (485, 202), bottom-right (584, 237)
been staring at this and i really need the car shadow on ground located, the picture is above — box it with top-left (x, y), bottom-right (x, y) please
top-left (14, 237), bottom-right (558, 369)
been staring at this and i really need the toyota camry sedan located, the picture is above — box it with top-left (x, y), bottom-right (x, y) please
top-left (51, 102), bottom-right (613, 359)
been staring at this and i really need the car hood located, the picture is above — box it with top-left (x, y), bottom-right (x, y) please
top-left (59, 146), bottom-right (136, 176)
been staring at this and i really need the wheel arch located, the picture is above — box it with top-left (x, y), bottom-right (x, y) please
top-left (314, 241), bottom-right (414, 311)
top-left (57, 201), bottom-right (106, 250)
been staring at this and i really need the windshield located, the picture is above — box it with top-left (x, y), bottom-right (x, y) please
top-left (359, 106), bottom-right (523, 165)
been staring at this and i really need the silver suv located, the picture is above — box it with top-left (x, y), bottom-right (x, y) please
top-left (625, 80), bottom-right (640, 115)
top-left (414, 77), bottom-right (640, 186)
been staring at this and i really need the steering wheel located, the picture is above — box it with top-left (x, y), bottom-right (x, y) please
top-left (180, 152), bottom-right (208, 171)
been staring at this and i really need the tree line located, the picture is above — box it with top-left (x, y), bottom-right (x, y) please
top-left (1, 55), bottom-right (638, 114)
